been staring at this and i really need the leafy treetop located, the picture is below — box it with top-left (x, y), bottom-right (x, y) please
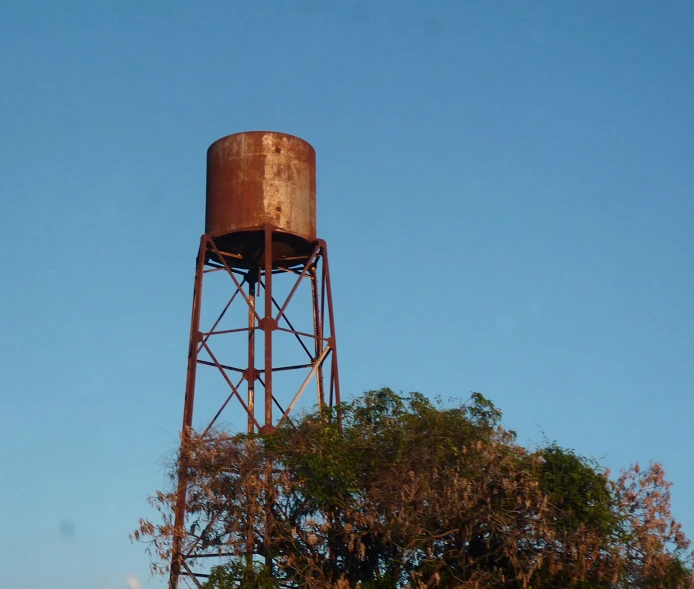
top-left (134, 389), bottom-right (694, 588)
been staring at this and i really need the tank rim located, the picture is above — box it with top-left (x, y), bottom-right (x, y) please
top-left (207, 131), bottom-right (315, 155)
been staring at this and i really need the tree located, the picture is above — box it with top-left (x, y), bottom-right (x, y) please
top-left (134, 389), bottom-right (694, 588)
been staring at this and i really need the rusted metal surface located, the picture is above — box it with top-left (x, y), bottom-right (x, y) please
top-left (169, 132), bottom-right (340, 588)
top-left (247, 271), bottom-right (257, 435)
top-left (170, 238), bottom-right (206, 589)
top-left (206, 132), bottom-right (317, 266)
top-left (263, 226), bottom-right (274, 429)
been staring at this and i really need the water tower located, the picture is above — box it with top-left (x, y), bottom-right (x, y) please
top-left (169, 131), bottom-right (340, 588)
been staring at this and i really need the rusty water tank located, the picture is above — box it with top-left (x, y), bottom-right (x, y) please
top-left (206, 131), bottom-right (317, 267)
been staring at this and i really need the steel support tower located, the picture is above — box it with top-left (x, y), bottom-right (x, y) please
top-left (168, 132), bottom-right (340, 588)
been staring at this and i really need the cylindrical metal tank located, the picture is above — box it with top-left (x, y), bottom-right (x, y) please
top-left (206, 131), bottom-right (316, 241)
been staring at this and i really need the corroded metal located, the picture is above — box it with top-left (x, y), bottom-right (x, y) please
top-left (169, 132), bottom-right (340, 589)
top-left (206, 132), bottom-right (317, 267)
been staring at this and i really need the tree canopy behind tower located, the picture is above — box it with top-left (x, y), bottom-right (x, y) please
top-left (135, 389), bottom-right (694, 588)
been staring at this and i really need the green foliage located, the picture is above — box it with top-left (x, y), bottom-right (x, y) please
top-left (137, 389), bottom-right (694, 589)
top-left (205, 561), bottom-right (279, 589)
top-left (538, 444), bottom-right (618, 539)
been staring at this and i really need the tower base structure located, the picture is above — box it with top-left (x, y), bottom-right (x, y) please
top-left (169, 225), bottom-right (340, 588)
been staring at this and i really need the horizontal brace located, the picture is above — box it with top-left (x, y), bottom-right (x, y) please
top-left (206, 264), bottom-right (246, 276)
top-left (204, 267), bottom-right (249, 276)
top-left (197, 359), bottom-right (244, 373)
top-left (186, 552), bottom-right (237, 559)
top-left (182, 571), bottom-right (210, 578)
top-left (275, 326), bottom-right (327, 341)
top-left (212, 248), bottom-right (243, 260)
top-left (200, 327), bottom-right (249, 336)
top-left (260, 363), bottom-right (313, 373)
top-left (272, 265), bottom-right (313, 276)
top-left (276, 256), bottom-right (313, 264)
top-left (212, 363), bottom-right (313, 375)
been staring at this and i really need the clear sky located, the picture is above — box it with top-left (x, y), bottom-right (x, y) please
top-left (1, 1), bottom-right (693, 587)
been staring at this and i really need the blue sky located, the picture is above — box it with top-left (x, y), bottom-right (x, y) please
top-left (1, 1), bottom-right (693, 587)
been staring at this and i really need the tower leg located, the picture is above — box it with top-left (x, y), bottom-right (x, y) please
top-left (170, 236), bottom-right (207, 589)
top-left (247, 269), bottom-right (257, 434)
top-left (320, 240), bottom-right (341, 413)
top-left (311, 265), bottom-right (324, 410)
top-left (263, 225), bottom-right (274, 430)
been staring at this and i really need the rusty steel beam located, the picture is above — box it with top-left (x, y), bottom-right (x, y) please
top-left (247, 268), bottom-right (257, 434)
top-left (321, 240), bottom-right (341, 413)
top-left (170, 236), bottom-right (207, 589)
top-left (263, 225), bottom-right (274, 431)
top-left (311, 266), bottom-right (325, 409)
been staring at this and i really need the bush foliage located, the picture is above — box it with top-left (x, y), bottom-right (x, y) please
top-left (134, 389), bottom-right (693, 588)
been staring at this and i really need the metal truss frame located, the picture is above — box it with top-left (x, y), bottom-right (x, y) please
top-left (169, 226), bottom-right (340, 588)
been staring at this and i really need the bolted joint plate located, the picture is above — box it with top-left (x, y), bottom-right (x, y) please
top-left (242, 368), bottom-right (258, 382)
top-left (258, 317), bottom-right (278, 331)
top-left (258, 424), bottom-right (277, 436)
